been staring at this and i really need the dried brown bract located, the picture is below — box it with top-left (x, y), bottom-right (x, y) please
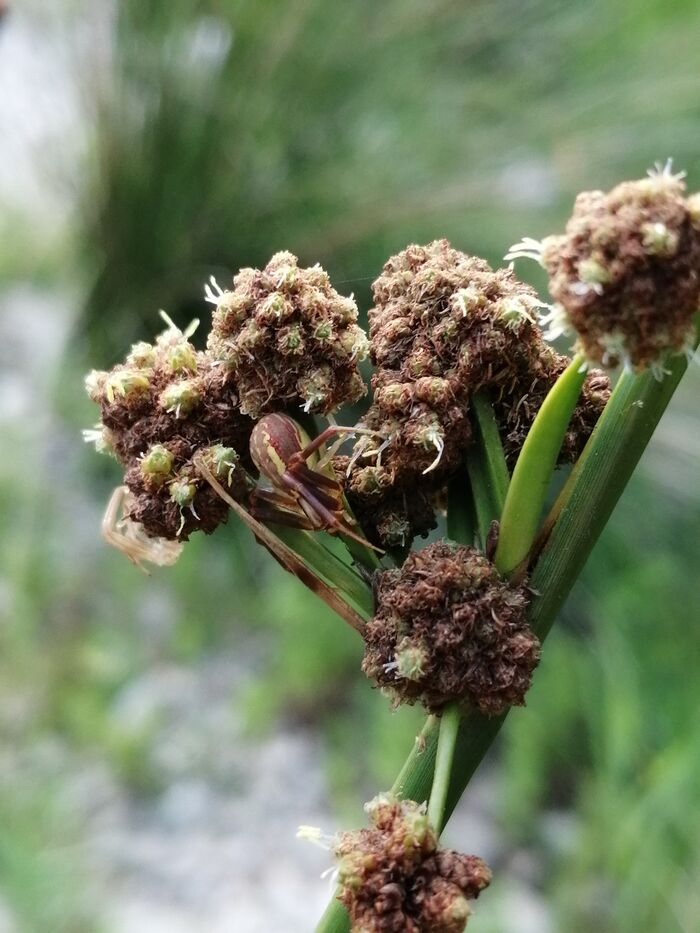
top-left (537, 164), bottom-right (700, 372)
top-left (206, 251), bottom-right (368, 417)
top-left (330, 795), bottom-right (490, 933)
top-left (85, 317), bottom-right (253, 541)
top-left (362, 541), bottom-right (540, 714)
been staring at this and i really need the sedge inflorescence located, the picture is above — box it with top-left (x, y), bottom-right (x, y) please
top-left (340, 240), bottom-right (608, 548)
top-left (514, 163), bottom-right (700, 373)
top-left (206, 250), bottom-right (369, 418)
top-left (85, 315), bottom-right (253, 541)
top-left (324, 794), bottom-right (491, 933)
top-left (362, 541), bottom-right (540, 715)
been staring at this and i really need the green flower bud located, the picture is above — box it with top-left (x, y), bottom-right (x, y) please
top-left (169, 478), bottom-right (197, 508)
top-left (641, 221), bottom-right (679, 257)
top-left (159, 379), bottom-right (201, 417)
top-left (140, 444), bottom-right (174, 483)
top-left (413, 376), bottom-right (451, 407)
top-left (578, 257), bottom-right (611, 290)
top-left (297, 364), bottom-right (333, 412)
top-left (255, 292), bottom-right (293, 325)
top-left (336, 851), bottom-right (368, 891)
top-left (237, 320), bottom-right (265, 352)
top-left (394, 638), bottom-right (428, 682)
top-left (498, 296), bottom-right (535, 329)
top-left (207, 444), bottom-right (240, 485)
top-left (126, 341), bottom-right (157, 369)
top-left (401, 806), bottom-right (431, 850)
top-left (375, 382), bottom-right (413, 414)
top-left (277, 324), bottom-right (305, 355)
top-left (314, 321), bottom-right (333, 342)
top-left (336, 327), bottom-right (369, 361)
top-left (104, 369), bottom-right (151, 404)
top-left (166, 341), bottom-right (198, 373)
top-left (452, 285), bottom-right (483, 317)
top-left (444, 893), bottom-right (471, 929)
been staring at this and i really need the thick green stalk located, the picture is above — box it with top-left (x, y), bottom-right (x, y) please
top-left (529, 346), bottom-right (696, 639)
top-left (427, 704), bottom-right (461, 831)
top-left (316, 339), bottom-right (695, 932)
top-left (464, 390), bottom-right (509, 542)
top-left (472, 391), bottom-right (510, 510)
top-left (494, 354), bottom-right (586, 577)
top-left (465, 449), bottom-right (497, 544)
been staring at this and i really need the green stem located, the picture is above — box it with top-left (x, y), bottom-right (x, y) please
top-left (465, 449), bottom-right (497, 544)
top-left (464, 390), bottom-right (510, 543)
top-left (494, 354), bottom-right (586, 577)
top-left (472, 391), bottom-right (510, 511)
top-left (315, 335), bottom-right (696, 932)
top-left (427, 704), bottom-right (461, 831)
top-left (528, 343), bottom-right (696, 639)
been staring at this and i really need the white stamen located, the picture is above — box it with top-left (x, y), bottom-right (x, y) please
top-left (504, 236), bottom-right (546, 266)
top-left (297, 826), bottom-right (334, 851)
top-left (204, 275), bottom-right (225, 305)
top-left (538, 304), bottom-right (572, 342)
top-left (422, 430), bottom-right (445, 475)
top-left (647, 158), bottom-right (686, 183)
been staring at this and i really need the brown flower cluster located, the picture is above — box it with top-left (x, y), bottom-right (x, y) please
top-left (362, 541), bottom-right (540, 714)
top-left (206, 251), bottom-right (368, 418)
top-left (332, 794), bottom-right (491, 933)
top-left (540, 165), bottom-right (700, 371)
top-left (337, 240), bottom-right (608, 548)
top-left (86, 317), bottom-right (253, 541)
top-left (332, 455), bottom-right (438, 551)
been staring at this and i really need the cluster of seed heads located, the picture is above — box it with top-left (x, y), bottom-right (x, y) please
top-left (508, 163), bottom-right (700, 373)
top-left (206, 250), bottom-right (369, 418)
top-left (85, 314), bottom-right (253, 541)
top-left (363, 541), bottom-right (540, 714)
top-left (310, 794), bottom-right (490, 933)
top-left (339, 240), bottom-right (608, 548)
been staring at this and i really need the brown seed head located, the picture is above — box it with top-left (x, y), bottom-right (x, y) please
top-left (362, 240), bottom-right (608, 496)
top-left (86, 316), bottom-right (253, 541)
top-left (541, 167), bottom-right (700, 371)
top-left (332, 794), bottom-right (491, 933)
top-left (362, 540), bottom-right (540, 714)
top-left (206, 252), bottom-right (368, 417)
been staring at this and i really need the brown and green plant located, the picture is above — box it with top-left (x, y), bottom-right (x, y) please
top-left (83, 168), bottom-right (700, 933)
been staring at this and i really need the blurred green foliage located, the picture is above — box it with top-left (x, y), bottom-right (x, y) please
top-left (82, 0), bottom-right (700, 359)
top-left (2, 0), bottom-right (700, 929)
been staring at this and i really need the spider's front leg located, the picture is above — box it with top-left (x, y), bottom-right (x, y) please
top-left (287, 424), bottom-right (381, 472)
top-left (249, 485), bottom-right (319, 531)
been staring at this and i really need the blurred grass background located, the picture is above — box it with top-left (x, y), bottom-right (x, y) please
top-left (2, 0), bottom-right (700, 930)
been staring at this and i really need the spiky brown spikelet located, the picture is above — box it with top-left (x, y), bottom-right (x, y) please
top-left (362, 541), bottom-right (540, 714)
top-left (86, 318), bottom-right (253, 541)
top-left (367, 240), bottom-right (550, 478)
top-left (347, 241), bottom-right (608, 545)
top-left (541, 167), bottom-right (700, 371)
top-left (206, 251), bottom-right (368, 417)
top-left (333, 795), bottom-right (491, 933)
